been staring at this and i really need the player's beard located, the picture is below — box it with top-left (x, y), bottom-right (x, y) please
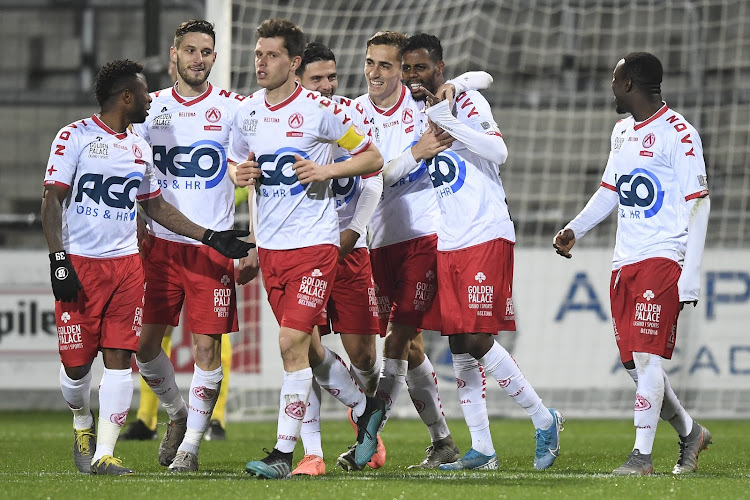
top-left (176, 56), bottom-right (211, 88)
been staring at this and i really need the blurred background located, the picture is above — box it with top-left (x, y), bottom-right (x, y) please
top-left (0, 0), bottom-right (748, 420)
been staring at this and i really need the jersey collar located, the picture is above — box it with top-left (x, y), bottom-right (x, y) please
top-left (265, 83), bottom-right (303, 111)
top-left (172, 82), bottom-right (213, 106)
top-left (92, 115), bottom-right (128, 140)
top-left (633, 102), bottom-right (668, 131)
top-left (370, 85), bottom-right (406, 117)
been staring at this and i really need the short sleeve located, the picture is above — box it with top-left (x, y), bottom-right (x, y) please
top-left (44, 124), bottom-right (81, 189)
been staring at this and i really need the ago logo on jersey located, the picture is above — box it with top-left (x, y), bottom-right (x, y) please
top-left (616, 167), bottom-right (664, 218)
top-left (75, 171), bottom-right (144, 216)
top-left (427, 150), bottom-right (467, 197)
top-left (256, 147), bottom-right (308, 197)
top-left (152, 139), bottom-right (227, 189)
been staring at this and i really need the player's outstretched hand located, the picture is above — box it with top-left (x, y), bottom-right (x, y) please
top-left (49, 251), bottom-right (83, 302)
top-left (292, 154), bottom-right (328, 184)
top-left (237, 250), bottom-right (260, 285)
top-left (434, 83), bottom-right (456, 108)
top-left (553, 228), bottom-right (576, 259)
top-left (235, 152), bottom-right (261, 187)
top-left (202, 229), bottom-right (255, 259)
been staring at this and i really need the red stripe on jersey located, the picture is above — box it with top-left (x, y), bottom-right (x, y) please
top-left (172, 83), bottom-right (213, 106)
top-left (633, 103), bottom-right (669, 131)
top-left (134, 159), bottom-right (146, 164)
top-left (92, 115), bottom-right (127, 139)
top-left (44, 180), bottom-right (70, 189)
top-left (370, 85), bottom-right (406, 117)
top-left (685, 190), bottom-right (709, 201)
top-left (601, 181), bottom-right (616, 191)
top-left (266, 84), bottom-right (303, 111)
top-left (137, 188), bottom-right (161, 201)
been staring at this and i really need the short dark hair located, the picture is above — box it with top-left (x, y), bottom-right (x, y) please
top-left (401, 33), bottom-right (443, 62)
top-left (174, 19), bottom-right (215, 48)
top-left (256, 18), bottom-right (305, 58)
top-left (94, 59), bottom-right (144, 106)
top-left (366, 31), bottom-right (407, 59)
top-left (622, 52), bottom-right (662, 95)
top-left (297, 42), bottom-right (336, 77)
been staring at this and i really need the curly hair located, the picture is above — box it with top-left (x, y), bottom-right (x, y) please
top-left (401, 33), bottom-right (443, 62)
top-left (174, 19), bottom-right (215, 48)
top-left (256, 18), bottom-right (305, 58)
top-left (622, 52), bottom-right (663, 95)
top-left (93, 59), bottom-right (144, 107)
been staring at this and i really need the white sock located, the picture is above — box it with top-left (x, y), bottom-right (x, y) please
top-left (627, 366), bottom-right (692, 438)
top-left (59, 365), bottom-right (93, 430)
top-left (406, 355), bottom-right (450, 442)
top-left (633, 352), bottom-right (665, 455)
top-left (350, 357), bottom-right (381, 397)
top-left (480, 341), bottom-right (553, 430)
top-left (94, 367), bottom-right (133, 461)
top-left (661, 371), bottom-right (693, 437)
top-left (376, 358), bottom-right (408, 431)
top-left (300, 380), bottom-right (323, 458)
top-left (178, 364), bottom-right (222, 456)
top-left (137, 350), bottom-right (187, 420)
top-left (453, 353), bottom-right (493, 455)
top-left (275, 368), bottom-right (313, 453)
top-left (313, 347), bottom-right (366, 418)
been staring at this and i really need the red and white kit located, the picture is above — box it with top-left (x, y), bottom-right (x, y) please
top-left (356, 85), bottom-right (441, 331)
top-left (230, 84), bottom-right (370, 332)
top-left (44, 115), bottom-right (159, 363)
top-left (424, 91), bottom-right (513, 334)
top-left (133, 83), bottom-right (245, 332)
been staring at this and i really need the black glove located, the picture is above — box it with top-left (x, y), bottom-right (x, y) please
top-left (202, 229), bottom-right (255, 259)
top-left (49, 251), bottom-right (83, 302)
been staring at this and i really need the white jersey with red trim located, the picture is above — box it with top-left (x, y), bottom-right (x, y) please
top-left (426, 90), bottom-right (514, 251)
top-left (229, 85), bottom-right (371, 250)
top-left (330, 95), bottom-right (376, 249)
top-left (132, 83), bottom-right (245, 245)
top-left (355, 85), bottom-right (440, 249)
top-left (44, 115), bottom-right (160, 258)
top-left (601, 103), bottom-right (709, 268)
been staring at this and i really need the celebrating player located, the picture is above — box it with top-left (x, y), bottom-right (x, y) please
top-left (553, 52), bottom-right (712, 475)
top-left (291, 41), bottom-right (385, 476)
top-left (132, 20), bottom-right (259, 472)
top-left (230, 19), bottom-right (384, 479)
top-left (397, 33), bottom-right (564, 471)
top-left (41, 59), bottom-right (252, 476)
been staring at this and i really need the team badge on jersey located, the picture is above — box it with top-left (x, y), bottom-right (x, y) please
top-left (288, 112), bottom-right (304, 128)
top-left (205, 107), bottom-right (221, 123)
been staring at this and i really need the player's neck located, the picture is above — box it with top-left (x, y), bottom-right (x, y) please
top-left (370, 83), bottom-right (403, 109)
top-left (631, 96), bottom-right (663, 123)
top-left (97, 111), bottom-right (129, 134)
top-left (265, 77), bottom-right (298, 105)
top-left (174, 80), bottom-right (209, 98)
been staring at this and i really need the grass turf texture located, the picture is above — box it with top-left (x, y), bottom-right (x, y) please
top-left (0, 412), bottom-right (748, 499)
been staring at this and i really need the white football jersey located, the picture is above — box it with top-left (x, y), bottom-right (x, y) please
top-left (355, 85), bottom-right (440, 249)
top-left (602, 103), bottom-right (709, 268)
top-left (229, 84), bottom-right (371, 250)
top-left (426, 90), bottom-right (515, 251)
top-left (133, 83), bottom-right (245, 244)
top-left (330, 95), bottom-right (377, 250)
top-left (44, 115), bottom-right (160, 258)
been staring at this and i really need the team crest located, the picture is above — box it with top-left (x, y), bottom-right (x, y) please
top-left (642, 133), bottom-right (655, 148)
top-left (402, 108), bottom-right (414, 124)
top-left (205, 107), bottom-right (221, 123)
top-left (288, 112), bottom-right (304, 128)
top-left (132, 144), bottom-right (142, 158)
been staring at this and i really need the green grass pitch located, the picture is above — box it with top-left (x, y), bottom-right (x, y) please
top-left (0, 412), bottom-right (748, 499)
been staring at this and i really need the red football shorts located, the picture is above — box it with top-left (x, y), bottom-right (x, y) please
top-left (142, 237), bottom-right (239, 334)
top-left (369, 234), bottom-right (440, 334)
top-left (56, 254), bottom-right (143, 367)
top-left (610, 258), bottom-right (681, 363)
top-left (437, 238), bottom-right (516, 335)
top-left (317, 247), bottom-right (380, 336)
top-left (258, 245), bottom-right (338, 334)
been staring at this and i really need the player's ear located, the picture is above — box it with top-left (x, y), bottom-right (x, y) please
top-left (121, 88), bottom-right (132, 105)
top-left (290, 55), bottom-right (301, 73)
top-left (436, 60), bottom-right (445, 76)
